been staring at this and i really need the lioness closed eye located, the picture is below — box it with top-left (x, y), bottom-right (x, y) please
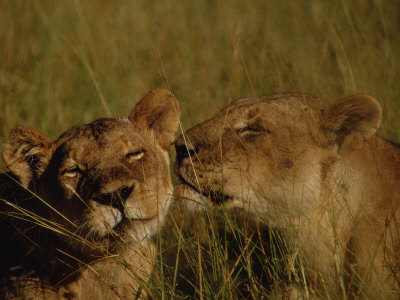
top-left (175, 93), bottom-right (400, 298)
top-left (0, 89), bottom-right (180, 299)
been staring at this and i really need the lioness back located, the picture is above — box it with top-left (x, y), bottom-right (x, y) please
top-left (175, 93), bottom-right (400, 298)
top-left (0, 89), bottom-right (180, 299)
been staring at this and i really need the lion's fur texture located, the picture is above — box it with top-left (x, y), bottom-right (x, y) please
top-left (174, 93), bottom-right (400, 298)
top-left (0, 89), bottom-right (180, 299)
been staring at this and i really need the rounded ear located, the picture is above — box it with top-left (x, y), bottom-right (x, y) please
top-left (129, 89), bottom-right (181, 149)
top-left (2, 127), bottom-right (53, 188)
top-left (322, 94), bottom-right (382, 153)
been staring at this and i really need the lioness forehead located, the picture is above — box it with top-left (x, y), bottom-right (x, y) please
top-left (227, 93), bottom-right (328, 113)
top-left (56, 118), bottom-right (132, 142)
top-left (204, 93), bottom-right (328, 130)
top-left (52, 118), bottom-right (147, 158)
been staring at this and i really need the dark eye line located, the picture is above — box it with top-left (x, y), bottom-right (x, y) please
top-left (62, 166), bottom-right (83, 174)
top-left (237, 123), bottom-right (271, 134)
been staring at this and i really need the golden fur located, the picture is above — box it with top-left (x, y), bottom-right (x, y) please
top-left (0, 89), bottom-right (180, 299)
top-left (174, 93), bottom-right (400, 298)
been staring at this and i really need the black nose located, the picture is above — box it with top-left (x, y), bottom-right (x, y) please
top-left (116, 186), bottom-right (134, 202)
top-left (175, 144), bottom-right (196, 162)
top-left (96, 184), bottom-right (134, 211)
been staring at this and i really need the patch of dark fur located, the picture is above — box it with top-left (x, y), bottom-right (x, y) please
top-left (94, 185), bottom-right (134, 213)
top-left (208, 190), bottom-right (230, 205)
top-left (0, 172), bottom-right (98, 292)
top-left (384, 137), bottom-right (400, 149)
top-left (56, 118), bottom-right (118, 145)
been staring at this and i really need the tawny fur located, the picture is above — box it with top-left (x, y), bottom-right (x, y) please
top-left (175, 93), bottom-right (400, 299)
top-left (0, 89), bottom-right (180, 299)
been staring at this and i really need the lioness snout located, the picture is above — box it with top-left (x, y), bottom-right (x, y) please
top-left (96, 184), bottom-right (134, 211)
top-left (118, 185), bottom-right (134, 201)
top-left (175, 144), bottom-right (196, 163)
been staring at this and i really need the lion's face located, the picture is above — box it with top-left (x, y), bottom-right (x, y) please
top-left (3, 89), bottom-right (180, 250)
top-left (174, 93), bottom-right (381, 224)
top-left (38, 119), bottom-right (171, 247)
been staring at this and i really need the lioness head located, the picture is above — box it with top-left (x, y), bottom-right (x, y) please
top-left (174, 93), bottom-right (381, 224)
top-left (2, 89), bottom-right (180, 251)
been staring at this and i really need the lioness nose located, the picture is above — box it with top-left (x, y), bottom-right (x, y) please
top-left (175, 144), bottom-right (196, 163)
top-left (116, 186), bottom-right (134, 202)
top-left (110, 185), bottom-right (134, 211)
top-left (97, 184), bottom-right (134, 211)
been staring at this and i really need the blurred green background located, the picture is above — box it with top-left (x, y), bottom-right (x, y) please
top-left (1, 0), bottom-right (399, 168)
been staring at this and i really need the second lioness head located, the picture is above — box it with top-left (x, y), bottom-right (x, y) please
top-left (174, 93), bottom-right (381, 223)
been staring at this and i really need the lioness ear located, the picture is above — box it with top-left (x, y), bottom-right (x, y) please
top-left (2, 127), bottom-right (53, 188)
top-left (129, 89), bottom-right (181, 149)
top-left (322, 94), bottom-right (382, 153)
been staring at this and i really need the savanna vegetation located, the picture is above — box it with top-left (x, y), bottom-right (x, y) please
top-left (1, 1), bottom-right (399, 298)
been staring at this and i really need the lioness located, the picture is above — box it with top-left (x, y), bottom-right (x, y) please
top-left (0, 89), bottom-right (180, 299)
top-left (174, 93), bottom-right (400, 298)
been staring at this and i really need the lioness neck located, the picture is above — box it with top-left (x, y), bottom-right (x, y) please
top-left (298, 135), bottom-right (400, 294)
top-left (341, 135), bottom-right (400, 212)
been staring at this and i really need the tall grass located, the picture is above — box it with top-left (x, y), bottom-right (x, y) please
top-left (1, 1), bottom-right (399, 149)
top-left (1, 0), bottom-right (399, 298)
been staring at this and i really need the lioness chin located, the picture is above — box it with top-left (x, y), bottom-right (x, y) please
top-left (175, 93), bottom-right (400, 299)
top-left (0, 89), bottom-right (180, 299)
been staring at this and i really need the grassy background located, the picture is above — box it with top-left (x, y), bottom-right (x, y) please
top-left (1, 0), bottom-right (399, 158)
top-left (1, 0), bottom-right (400, 298)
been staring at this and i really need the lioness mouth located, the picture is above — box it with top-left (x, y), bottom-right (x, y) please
top-left (177, 176), bottom-right (231, 205)
top-left (115, 215), bottom-right (155, 227)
